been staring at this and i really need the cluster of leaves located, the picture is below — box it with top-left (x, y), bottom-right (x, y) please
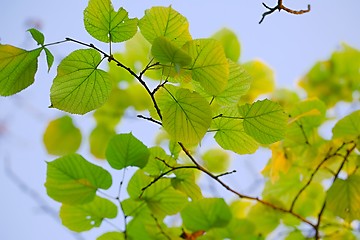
top-left (1, 0), bottom-right (360, 239)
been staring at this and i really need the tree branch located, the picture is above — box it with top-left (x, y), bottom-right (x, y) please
top-left (259, 0), bottom-right (311, 24)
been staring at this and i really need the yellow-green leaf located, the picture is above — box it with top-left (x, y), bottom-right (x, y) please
top-left (60, 196), bottom-right (117, 232)
top-left (43, 115), bottom-right (82, 155)
top-left (156, 85), bottom-right (212, 145)
top-left (211, 28), bottom-right (241, 62)
top-left (171, 169), bottom-right (202, 200)
top-left (50, 49), bottom-right (111, 114)
top-left (183, 39), bottom-right (229, 95)
top-left (239, 99), bottom-right (287, 144)
top-left (326, 174), bottom-right (360, 221)
top-left (0, 45), bottom-right (41, 96)
top-left (27, 28), bottom-right (44, 46)
top-left (97, 232), bottom-right (125, 240)
top-left (202, 148), bottom-right (230, 173)
top-left (332, 110), bottom-right (360, 140)
top-left (106, 133), bottom-right (150, 170)
top-left (139, 6), bottom-right (192, 46)
top-left (45, 153), bottom-right (112, 204)
top-left (84, 0), bottom-right (138, 43)
top-left (89, 125), bottom-right (115, 159)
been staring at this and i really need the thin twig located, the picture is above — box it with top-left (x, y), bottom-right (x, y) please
top-left (259, 0), bottom-right (311, 24)
top-left (137, 114), bottom-right (162, 126)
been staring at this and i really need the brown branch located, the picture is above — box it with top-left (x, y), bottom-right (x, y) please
top-left (259, 0), bottom-right (311, 24)
top-left (137, 114), bottom-right (162, 126)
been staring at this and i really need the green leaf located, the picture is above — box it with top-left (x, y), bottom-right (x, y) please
top-left (156, 85), bottom-right (212, 145)
top-left (89, 124), bottom-right (115, 159)
top-left (247, 203), bottom-right (282, 236)
top-left (139, 6), bottom-right (192, 46)
top-left (181, 198), bottom-right (232, 232)
top-left (332, 110), bottom-right (360, 140)
top-left (27, 28), bottom-right (44, 45)
top-left (213, 108), bottom-right (259, 154)
top-left (50, 49), bottom-right (111, 114)
top-left (45, 153), bottom-right (112, 204)
top-left (106, 133), bottom-right (149, 170)
top-left (202, 148), bottom-right (230, 173)
top-left (97, 232), bottom-right (125, 240)
top-left (211, 28), bottom-right (241, 62)
top-left (60, 196), bottom-right (117, 232)
top-left (143, 147), bottom-right (177, 176)
top-left (0, 45), bottom-right (41, 96)
top-left (239, 99), bottom-right (287, 144)
top-left (151, 36), bottom-right (192, 70)
top-left (171, 169), bottom-right (203, 200)
top-left (326, 174), bottom-right (360, 221)
top-left (183, 39), bottom-right (229, 95)
top-left (43, 115), bottom-right (82, 155)
top-left (44, 48), bottom-right (54, 72)
top-left (84, 0), bottom-right (138, 43)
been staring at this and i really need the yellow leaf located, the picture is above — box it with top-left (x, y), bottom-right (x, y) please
top-left (262, 142), bottom-right (291, 183)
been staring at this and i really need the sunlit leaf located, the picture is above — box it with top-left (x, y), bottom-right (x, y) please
top-left (45, 153), bottom-right (112, 204)
top-left (97, 232), bottom-right (125, 240)
top-left (151, 36), bottom-right (192, 70)
top-left (27, 28), bottom-right (44, 45)
top-left (247, 203), bottom-right (282, 236)
top-left (171, 169), bottom-right (202, 200)
top-left (241, 60), bottom-right (274, 103)
top-left (239, 99), bottom-right (287, 144)
top-left (0, 45), bottom-right (41, 96)
top-left (44, 48), bottom-right (54, 72)
top-left (181, 198), bottom-right (232, 231)
top-left (332, 110), bottom-right (360, 140)
top-left (183, 39), bottom-right (229, 95)
top-left (43, 115), bottom-right (82, 155)
top-left (213, 108), bottom-right (259, 154)
top-left (139, 6), bottom-right (192, 46)
top-left (202, 148), bottom-right (230, 174)
top-left (156, 85), bottom-right (212, 145)
top-left (143, 146), bottom-right (177, 176)
top-left (326, 174), bottom-right (360, 221)
top-left (262, 142), bottom-right (291, 183)
top-left (50, 49), bottom-right (111, 114)
top-left (60, 196), bottom-right (117, 232)
top-left (211, 28), bottom-right (241, 62)
top-left (84, 0), bottom-right (138, 43)
top-left (106, 133), bottom-right (150, 170)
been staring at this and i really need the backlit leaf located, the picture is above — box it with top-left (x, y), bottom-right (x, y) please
top-left (84, 0), bottom-right (138, 43)
top-left (139, 6), bottom-right (192, 46)
top-left (45, 153), bottom-right (112, 204)
top-left (27, 28), bottom-right (44, 46)
top-left (211, 28), bottom-right (241, 62)
top-left (151, 36), bottom-right (192, 70)
top-left (171, 169), bottom-right (202, 200)
top-left (156, 85), bottom-right (212, 145)
top-left (202, 148), bottom-right (230, 174)
top-left (143, 146), bottom-right (177, 176)
top-left (213, 108), bottom-right (259, 154)
top-left (50, 49), bottom-right (111, 114)
top-left (106, 133), bottom-right (150, 170)
top-left (97, 232), bottom-right (125, 240)
top-left (183, 39), bottom-right (229, 95)
top-left (60, 196), bottom-right (117, 232)
top-left (89, 124), bottom-right (115, 159)
top-left (0, 45), bottom-right (41, 96)
top-left (44, 48), bottom-right (54, 72)
top-left (43, 115), bottom-right (82, 155)
top-left (332, 110), bottom-right (360, 140)
top-left (326, 174), bottom-right (360, 221)
top-left (239, 99), bottom-right (287, 144)
top-left (181, 198), bottom-right (232, 231)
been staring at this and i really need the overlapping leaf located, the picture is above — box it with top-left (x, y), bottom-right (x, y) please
top-left (84, 0), bottom-right (138, 43)
top-left (171, 169), bottom-right (203, 200)
top-left (139, 6), bottom-right (192, 46)
top-left (332, 110), bottom-right (360, 140)
top-left (326, 174), bottom-right (360, 221)
top-left (106, 133), bottom-right (149, 170)
top-left (43, 115), bottom-right (82, 155)
top-left (45, 154), bottom-right (112, 204)
top-left (50, 49), bottom-right (111, 114)
top-left (183, 39), bottom-right (229, 95)
top-left (213, 108), bottom-right (259, 154)
top-left (156, 85), bottom-right (212, 145)
top-left (211, 28), bottom-right (241, 62)
top-left (60, 196), bottom-right (117, 232)
top-left (239, 99), bottom-right (287, 144)
top-left (0, 45), bottom-right (41, 96)
top-left (181, 198), bottom-right (232, 231)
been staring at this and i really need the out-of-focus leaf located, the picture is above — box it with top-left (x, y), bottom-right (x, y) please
top-left (202, 148), bottom-right (230, 174)
top-left (43, 115), bottom-right (82, 155)
top-left (211, 28), bottom-right (241, 62)
top-left (97, 232), bottom-right (125, 240)
top-left (89, 125), bottom-right (116, 159)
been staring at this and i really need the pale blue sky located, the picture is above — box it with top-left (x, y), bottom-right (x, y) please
top-left (1, 1), bottom-right (360, 239)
